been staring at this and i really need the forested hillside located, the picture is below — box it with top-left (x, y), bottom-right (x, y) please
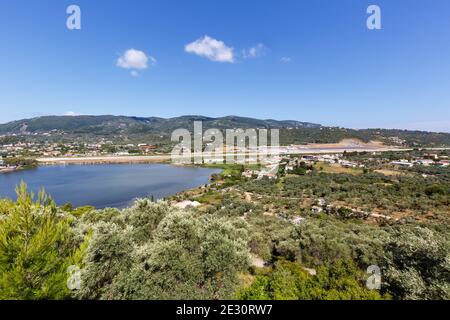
top-left (1, 115), bottom-right (450, 147)
top-left (0, 115), bottom-right (319, 135)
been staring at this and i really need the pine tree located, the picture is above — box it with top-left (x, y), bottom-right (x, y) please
top-left (0, 182), bottom-right (86, 300)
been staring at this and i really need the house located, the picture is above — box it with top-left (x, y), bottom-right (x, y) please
top-left (424, 153), bottom-right (439, 160)
top-left (340, 160), bottom-right (358, 168)
top-left (440, 161), bottom-right (449, 167)
top-left (242, 170), bottom-right (258, 178)
top-left (139, 145), bottom-right (157, 153)
top-left (302, 155), bottom-right (317, 161)
top-left (285, 165), bottom-right (294, 172)
top-left (415, 159), bottom-right (435, 166)
top-left (257, 164), bottom-right (279, 180)
top-left (391, 160), bottom-right (413, 168)
top-left (291, 216), bottom-right (305, 225)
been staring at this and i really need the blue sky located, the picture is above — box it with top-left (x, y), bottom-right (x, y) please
top-left (1, 0), bottom-right (449, 132)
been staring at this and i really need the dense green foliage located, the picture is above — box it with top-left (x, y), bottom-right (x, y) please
top-left (283, 217), bottom-right (388, 267)
top-left (238, 259), bottom-right (389, 300)
top-left (241, 171), bottom-right (450, 220)
top-left (192, 178), bottom-right (450, 300)
top-left (0, 115), bottom-right (318, 136)
top-left (279, 128), bottom-right (450, 147)
top-left (383, 224), bottom-right (450, 300)
top-left (239, 213), bottom-right (449, 300)
top-left (0, 183), bottom-right (86, 299)
top-left (3, 157), bottom-right (38, 168)
top-left (76, 200), bottom-right (250, 300)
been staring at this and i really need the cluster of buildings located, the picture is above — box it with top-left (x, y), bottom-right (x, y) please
top-left (390, 153), bottom-right (449, 168)
top-left (238, 150), bottom-right (450, 182)
top-left (0, 141), bottom-right (104, 158)
top-left (240, 153), bottom-right (364, 181)
top-left (279, 154), bottom-right (365, 173)
top-left (0, 141), bottom-right (29, 154)
top-left (0, 139), bottom-right (158, 159)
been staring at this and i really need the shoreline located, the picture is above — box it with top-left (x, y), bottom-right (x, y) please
top-left (37, 155), bottom-right (172, 165)
top-left (0, 165), bottom-right (37, 174)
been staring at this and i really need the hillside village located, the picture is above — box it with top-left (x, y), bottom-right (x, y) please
top-left (237, 151), bottom-right (449, 182)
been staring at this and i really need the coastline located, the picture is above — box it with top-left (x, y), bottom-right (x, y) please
top-left (0, 165), bottom-right (37, 174)
top-left (36, 155), bottom-right (172, 165)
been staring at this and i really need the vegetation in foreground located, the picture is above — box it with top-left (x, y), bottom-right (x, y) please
top-left (0, 178), bottom-right (448, 300)
top-left (0, 184), bottom-right (87, 299)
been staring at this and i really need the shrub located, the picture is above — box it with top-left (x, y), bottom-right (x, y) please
top-left (77, 201), bottom-right (250, 300)
top-left (382, 224), bottom-right (450, 300)
top-left (238, 259), bottom-right (388, 300)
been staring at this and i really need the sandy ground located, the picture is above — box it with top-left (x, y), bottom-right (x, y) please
top-left (37, 155), bottom-right (171, 164)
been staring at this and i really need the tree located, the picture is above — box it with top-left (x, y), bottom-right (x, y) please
top-left (0, 183), bottom-right (87, 299)
top-left (77, 200), bottom-right (250, 300)
top-left (238, 259), bottom-right (389, 300)
top-left (4, 157), bottom-right (38, 168)
top-left (383, 224), bottom-right (450, 300)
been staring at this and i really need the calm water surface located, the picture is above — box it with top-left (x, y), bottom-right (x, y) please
top-left (0, 164), bottom-right (220, 208)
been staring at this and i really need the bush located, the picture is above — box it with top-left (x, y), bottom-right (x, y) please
top-left (4, 157), bottom-right (38, 168)
top-left (77, 200), bottom-right (250, 300)
top-left (238, 259), bottom-right (388, 300)
top-left (382, 224), bottom-right (450, 300)
top-left (276, 216), bottom-right (388, 268)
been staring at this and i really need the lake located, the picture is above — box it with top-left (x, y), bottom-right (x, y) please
top-left (0, 164), bottom-right (221, 208)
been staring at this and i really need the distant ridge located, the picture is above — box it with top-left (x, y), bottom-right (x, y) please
top-left (0, 115), bottom-right (321, 135)
top-left (1, 115), bottom-right (450, 147)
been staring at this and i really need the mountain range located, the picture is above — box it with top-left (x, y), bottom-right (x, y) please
top-left (1, 115), bottom-right (450, 147)
top-left (0, 115), bottom-right (320, 135)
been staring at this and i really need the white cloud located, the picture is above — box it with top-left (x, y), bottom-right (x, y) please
top-left (242, 43), bottom-right (266, 59)
top-left (185, 36), bottom-right (234, 63)
top-left (64, 111), bottom-right (81, 116)
top-left (116, 49), bottom-right (155, 70)
top-left (280, 57), bottom-right (292, 63)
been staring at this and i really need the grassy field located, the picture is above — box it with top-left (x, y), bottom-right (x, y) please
top-left (313, 162), bottom-right (363, 175)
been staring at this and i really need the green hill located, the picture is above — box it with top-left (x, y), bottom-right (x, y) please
top-left (0, 115), bottom-right (320, 136)
top-left (1, 115), bottom-right (449, 147)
